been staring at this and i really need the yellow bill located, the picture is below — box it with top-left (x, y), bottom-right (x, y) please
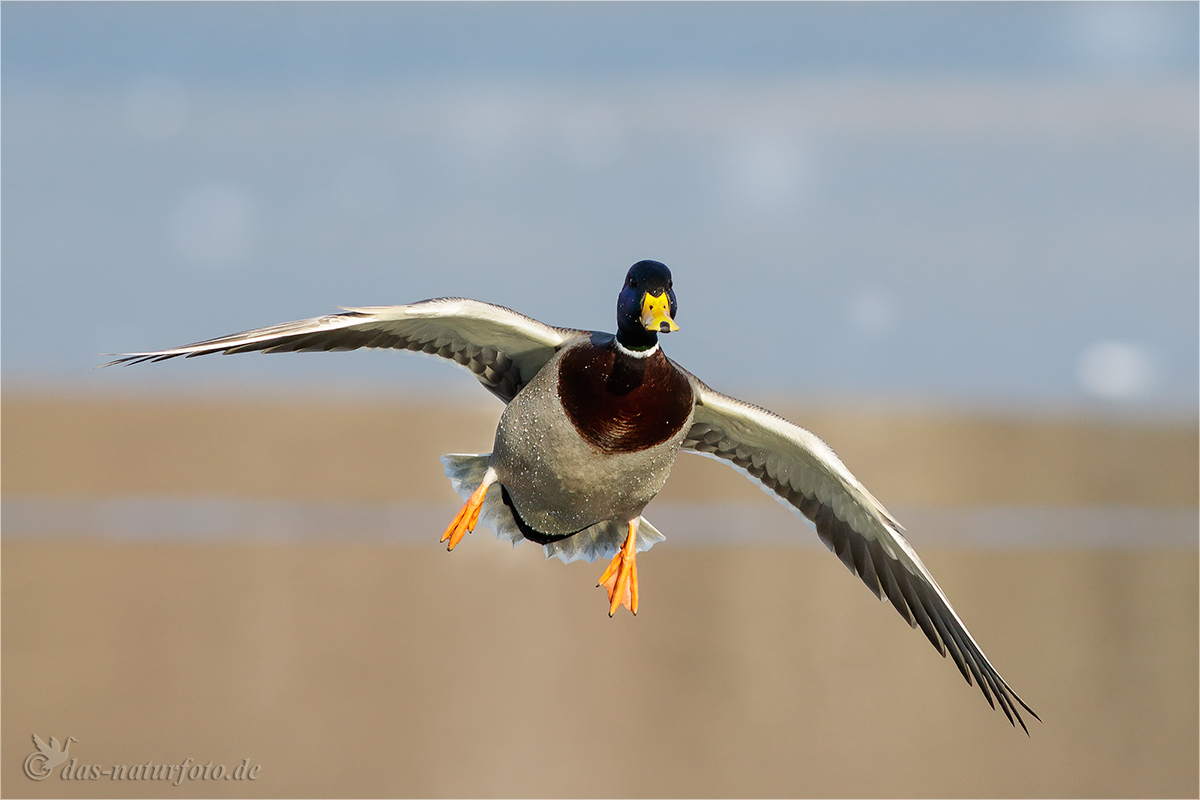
top-left (641, 292), bottom-right (679, 333)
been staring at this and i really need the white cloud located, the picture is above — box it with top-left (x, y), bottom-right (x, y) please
top-left (847, 291), bottom-right (894, 337)
top-left (1066, 3), bottom-right (1177, 73)
top-left (722, 133), bottom-right (810, 216)
top-left (1076, 340), bottom-right (1159, 401)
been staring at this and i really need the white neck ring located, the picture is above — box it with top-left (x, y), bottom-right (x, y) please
top-left (614, 339), bottom-right (660, 359)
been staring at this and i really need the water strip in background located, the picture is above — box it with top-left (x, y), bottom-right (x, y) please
top-left (2, 498), bottom-right (1194, 549)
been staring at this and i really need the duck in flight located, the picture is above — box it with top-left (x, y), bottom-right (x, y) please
top-left (107, 259), bottom-right (1037, 731)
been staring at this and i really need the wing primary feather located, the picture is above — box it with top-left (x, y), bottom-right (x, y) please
top-left (819, 507), bottom-right (856, 575)
top-left (972, 658), bottom-right (1002, 712)
top-left (892, 562), bottom-right (946, 655)
top-left (857, 538), bottom-right (884, 599)
top-left (960, 638), bottom-right (1014, 724)
top-left (808, 499), bottom-right (836, 551)
top-left (847, 524), bottom-right (881, 597)
top-left (796, 493), bottom-right (822, 523)
top-left (875, 550), bottom-right (916, 628)
top-left (919, 584), bottom-right (975, 684)
top-left (947, 619), bottom-right (996, 708)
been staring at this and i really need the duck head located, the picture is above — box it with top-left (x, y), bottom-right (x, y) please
top-left (616, 260), bottom-right (679, 352)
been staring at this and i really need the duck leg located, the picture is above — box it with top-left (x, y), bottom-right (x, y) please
top-left (441, 467), bottom-right (497, 551)
top-left (597, 519), bottom-right (640, 616)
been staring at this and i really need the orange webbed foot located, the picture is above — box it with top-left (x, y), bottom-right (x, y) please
top-left (598, 520), bottom-right (640, 616)
top-left (441, 468), bottom-right (496, 551)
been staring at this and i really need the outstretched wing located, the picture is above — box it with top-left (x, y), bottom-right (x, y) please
top-left (679, 369), bottom-right (1038, 732)
top-left (104, 298), bottom-right (591, 403)
top-left (32, 734), bottom-right (52, 757)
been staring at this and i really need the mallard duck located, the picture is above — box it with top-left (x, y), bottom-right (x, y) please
top-left (107, 259), bottom-right (1037, 731)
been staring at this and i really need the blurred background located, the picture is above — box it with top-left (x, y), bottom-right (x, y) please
top-left (3, 2), bottom-right (1197, 797)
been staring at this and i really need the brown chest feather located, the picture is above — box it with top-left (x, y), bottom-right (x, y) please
top-left (557, 340), bottom-right (694, 454)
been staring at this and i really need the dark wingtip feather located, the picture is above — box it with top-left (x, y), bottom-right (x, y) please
top-left (1004, 682), bottom-right (1041, 721)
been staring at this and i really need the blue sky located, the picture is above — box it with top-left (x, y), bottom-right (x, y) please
top-left (5, 2), bottom-right (1198, 83)
top-left (3, 2), bottom-right (1197, 413)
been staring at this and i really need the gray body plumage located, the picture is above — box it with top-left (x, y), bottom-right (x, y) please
top-left (441, 452), bottom-right (666, 563)
top-left (490, 338), bottom-right (693, 538)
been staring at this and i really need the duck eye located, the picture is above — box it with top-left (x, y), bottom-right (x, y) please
top-left (628, 278), bottom-right (638, 288)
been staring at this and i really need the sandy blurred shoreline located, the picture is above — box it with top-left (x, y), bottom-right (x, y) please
top-left (3, 393), bottom-right (1197, 797)
top-left (4, 392), bottom-right (1196, 506)
top-left (4, 539), bottom-right (1197, 798)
